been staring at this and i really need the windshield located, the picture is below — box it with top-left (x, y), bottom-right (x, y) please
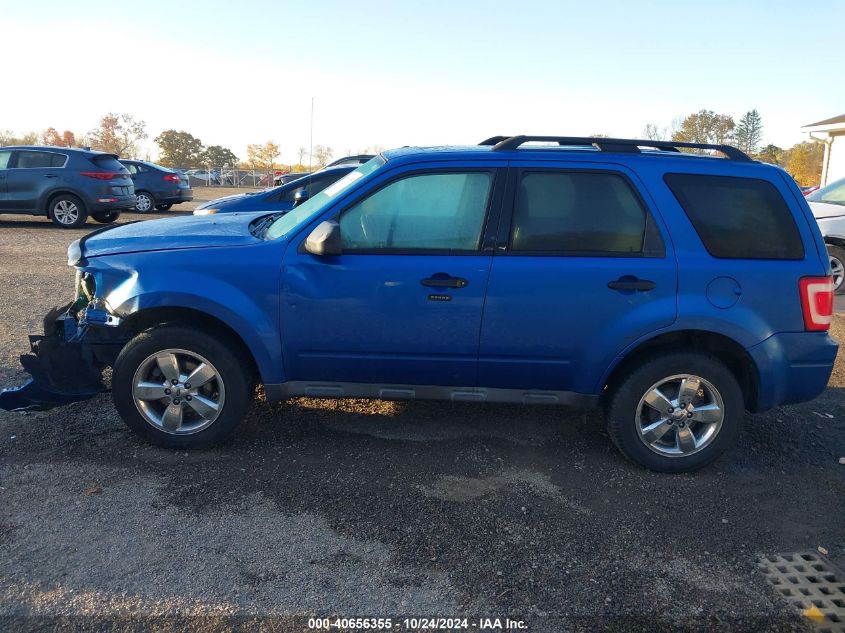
top-left (265, 156), bottom-right (386, 240)
top-left (808, 177), bottom-right (845, 206)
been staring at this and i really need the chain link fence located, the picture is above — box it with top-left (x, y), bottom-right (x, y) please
top-left (174, 167), bottom-right (311, 189)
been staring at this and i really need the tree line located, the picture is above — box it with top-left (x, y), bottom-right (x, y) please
top-left (0, 113), bottom-right (337, 173)
top-left (642, 109), bottom-right (824, 186)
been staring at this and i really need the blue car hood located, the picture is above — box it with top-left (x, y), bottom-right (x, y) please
top-left (81, 213), bottom-right (267, 258)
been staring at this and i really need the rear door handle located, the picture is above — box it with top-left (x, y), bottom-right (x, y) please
top-left (44, 174), bottom-right (58, 178)
top-left (421, 273), bottom-right (468, 289)
top-left (607, 277), bottom-right (656, 292)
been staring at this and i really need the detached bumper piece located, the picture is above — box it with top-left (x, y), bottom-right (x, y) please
top-left (0, 304), bottom-right (120, 412)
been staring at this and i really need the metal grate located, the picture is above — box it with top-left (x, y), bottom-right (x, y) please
top-left (757, 552), bottom-right (845, 633)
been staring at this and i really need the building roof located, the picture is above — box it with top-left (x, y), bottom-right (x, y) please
top-left (802, 114), bottom-right (845, 128)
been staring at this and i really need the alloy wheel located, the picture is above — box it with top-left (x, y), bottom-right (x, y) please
top-left (635, 374), bottom-right (725, 457)
top-left (830, 255), bottom-right (844, 292)
top-left (131, 348), bottom-right (226, 435)
top-left (53, 200), bottom-right (79, 225)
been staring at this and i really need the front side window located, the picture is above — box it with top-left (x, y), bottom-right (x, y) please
top-left (339, 171), bottom-right (493, 251)
top-left (123, 163), bottom-right (138, 174)
top-left (510, 171), bottom-right (649, 254)
top-left (808, 177), bottom-right (845, 206)
top-left (0, 150), bottom-right (10, 169)
top-left (665, 173), bottom-right (804, 259)
top-left (15, 150), bottom-right (66, 168)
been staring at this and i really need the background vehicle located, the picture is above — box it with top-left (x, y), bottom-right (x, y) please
top-left (0, 145), bottom-right (134, 228)
top-left (273, 156), bottom-right (373, 186)
top-left (801, 185), bottom-right (820, 196)
top-left (273, 171), bottom-right (310, 186)
top-left (120, 159), bottom-right (193, 213)
top-left (194, 166), bottom-right (355, 215)
top-left (185, 169), bottom-right (220, 185)
top-left (9, 138), bottom-right (837, 474)
top-left (807, 177), bottom-right (845, 292)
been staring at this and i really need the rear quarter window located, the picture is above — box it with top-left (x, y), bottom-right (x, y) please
top-left (664, 173), bottom-right (804, 260)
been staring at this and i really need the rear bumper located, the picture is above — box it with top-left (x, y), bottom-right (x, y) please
top-left (747, 332), bottom-right (838, 412)
top-left (158, 190), bottom-right (193, 204)
top-left (88, 194), bottom-right (136, 212)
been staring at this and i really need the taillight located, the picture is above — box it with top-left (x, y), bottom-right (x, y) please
top-left (799, 276), bottom-right (833, 331)
top-left (81, 172), bottom-right (121, 181)
top-left (163, 174), bottom-right (181, 183)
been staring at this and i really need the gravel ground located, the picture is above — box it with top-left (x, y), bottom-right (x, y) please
top-left (1, 202), bottom-right (844, 632)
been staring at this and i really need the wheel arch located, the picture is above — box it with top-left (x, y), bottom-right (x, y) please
top-left (121, 306), bottom-right (260, 384)
top-left (601, 329), bottom-right (759, 411)
top-left (44, 189), bottom-right (86, 216)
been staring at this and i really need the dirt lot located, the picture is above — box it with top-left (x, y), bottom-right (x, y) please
top-left (1, 197), bottom-right (844, 632)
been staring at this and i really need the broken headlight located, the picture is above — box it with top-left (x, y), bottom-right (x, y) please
top-left (67, 238), bottom-right (82, 266)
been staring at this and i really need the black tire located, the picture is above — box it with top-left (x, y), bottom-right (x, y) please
top-left (826, 244), bottom-right (845, 295)
top-left (49, 193), bottom-right (88, 228)
top-left (92, 211), bottom-right (121, 224)
top-left (156, 203), bottom-right (173, 211)
top-left (112, 326), bottom-right (255, 449)
top-left (605, 351), bottom-right (743, 473)
top-left (134, 191), bottom-right (155, 213)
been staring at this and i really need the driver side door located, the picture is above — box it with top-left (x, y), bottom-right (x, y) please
top-left (280, 164), bottom-right (505, 388)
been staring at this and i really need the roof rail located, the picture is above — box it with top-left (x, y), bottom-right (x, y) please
top-left (480, 135), bottom-right (752, 161)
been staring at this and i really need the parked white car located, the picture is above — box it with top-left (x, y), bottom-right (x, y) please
top-left (808, 177), bottom-right (845, 293)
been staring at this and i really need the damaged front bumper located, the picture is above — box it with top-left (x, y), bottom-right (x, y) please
top-left (0, 301), bottom-right (127, 412)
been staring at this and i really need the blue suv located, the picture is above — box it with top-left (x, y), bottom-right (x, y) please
top-left (0, 136), bottom-right (837, 472)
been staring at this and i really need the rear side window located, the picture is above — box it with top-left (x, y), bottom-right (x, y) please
top-left (664, 174), bottom-right (803, 259)
top-left (510, 171), bottom-right (660, 255)
top-left (15, 150), bottom-right (66, 168)
top-left (89, 155), bottom-right (127, 172)
top-left (0, 151), bottom-right (10, 169)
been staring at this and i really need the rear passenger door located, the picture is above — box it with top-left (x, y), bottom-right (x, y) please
top-left (6, 150), bottom-right (66, 211)
top-left (478, 162), bottom-right (678, 395)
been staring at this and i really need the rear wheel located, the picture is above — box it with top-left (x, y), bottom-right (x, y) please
top-left (826, 244), bottom-right (845, 295)
top-left (112, 326), bottom-right (255, 448)
top-left (155, 203), bottom-right (173, 211)
top-left (134, 191), bottom-right (155, 213)
top-left (92, 211), bottom-right (121, 224)
top-left (49, 194), bottom-right (87, 228)
top-left (605, 351), bottom-right (743, 472)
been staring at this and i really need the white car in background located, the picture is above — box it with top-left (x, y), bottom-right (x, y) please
top-left (808, 177), bottom-right (845, 293)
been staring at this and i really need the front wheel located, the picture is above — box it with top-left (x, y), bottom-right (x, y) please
top-left (605, 351), bottom-right (743, 472)
top-left (827, 244), bottom-right (845, 295)
top-left (92, 211), bottom-right (121, 224)
top-left (112, 326), bottom-right (255, 448)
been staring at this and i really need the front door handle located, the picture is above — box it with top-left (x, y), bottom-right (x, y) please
top-left (43, 174), bottom-right (58, 178)
top-left (421, 273), bottom-right (468, 289)
top-left (607, 276), bottom-right (656, 292)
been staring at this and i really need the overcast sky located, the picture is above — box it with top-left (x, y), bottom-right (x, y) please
top-left (1, 0), bottom-right (843, 163)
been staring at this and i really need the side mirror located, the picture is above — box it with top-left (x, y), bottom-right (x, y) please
top-left (293, 188), bottom-right (309, 207)
top-left (304, 221), bottom-right (342, 256)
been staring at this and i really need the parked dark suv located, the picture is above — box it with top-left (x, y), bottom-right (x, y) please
top-left (0, 146), bottom-right (135, 228)
top-left (119, 160), bottom-right (193, 213)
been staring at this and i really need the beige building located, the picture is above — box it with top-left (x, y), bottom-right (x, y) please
top-left (802, 114), bottom-right (845, 186)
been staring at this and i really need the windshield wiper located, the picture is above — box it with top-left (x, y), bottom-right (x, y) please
top-left (249, 212), bottom-right (285, 238)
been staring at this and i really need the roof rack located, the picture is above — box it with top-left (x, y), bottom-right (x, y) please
top-left (479, 135), bottom-right (752, 161)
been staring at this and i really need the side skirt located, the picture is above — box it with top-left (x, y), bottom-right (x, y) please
top-left (263, 381), bottom-right (599, 410)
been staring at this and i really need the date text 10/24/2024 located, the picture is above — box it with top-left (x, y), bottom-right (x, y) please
top-left (308, 617), bottom-right (528, 630)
